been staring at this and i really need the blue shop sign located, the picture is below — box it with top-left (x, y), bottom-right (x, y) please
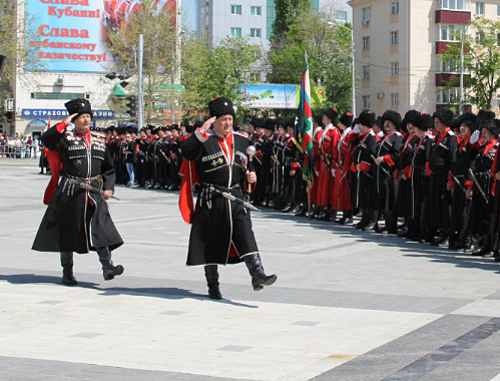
top-left (22, 109), bottom-right (115, 119)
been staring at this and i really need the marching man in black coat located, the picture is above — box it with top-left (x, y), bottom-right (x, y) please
top-left (179, 97), bottom-right (277, 300)
top-left (32, 98), bottom-right (124, 285)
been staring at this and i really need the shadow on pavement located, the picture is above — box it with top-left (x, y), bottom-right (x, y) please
top-left (0, 273), bottom-right (258, 308)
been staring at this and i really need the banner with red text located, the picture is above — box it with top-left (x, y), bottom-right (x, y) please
top-left (25, 0), bottom-right (177, 73)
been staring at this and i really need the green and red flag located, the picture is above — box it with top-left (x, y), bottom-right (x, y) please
top-left (296, 62), bottom-right (314, 189)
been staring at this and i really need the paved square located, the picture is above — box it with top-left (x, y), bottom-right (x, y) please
top-left (2, 159), bottom-right (500, 380)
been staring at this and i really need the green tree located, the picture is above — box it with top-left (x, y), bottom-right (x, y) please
top-left (181, 35), bottom-right (262, 118)
top-left (0, 0), bottom-right (43, 126)
top-left (103, 0), bottom-right (179, 123)
top-left (440, 18), bottom-right (500, 110)
top-left (269, 8), bottom-right (354, 111)
top-left (272, 0), bottom-right (312, 40)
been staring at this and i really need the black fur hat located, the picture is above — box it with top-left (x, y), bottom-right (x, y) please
top-left (457, 112), bottom-right (477, 132)
top-left (263, 118), bottom-right (275, 131)
top-left (64, 98), bottom-right (92, 121)
top-left (339, 112), bottom-right (353, 127)
top-left (433, 108), bottom-right (454, 127)
top-left (358, 110), bottom-right (376, 128)
top-left (414, 112), bottom-right (433, 131)
top-left (483, 119), bottom-right (499, 138)
top-left (401, 109), bottom-right (420, 133)
top-left (250, 117), bottom-right (264, 128)
top-left (313, 114), bottom-right (323, 127)
top-left (208, 97), bottom-right (235, 118)
top-left (381, 110), bottom-right (402, 130)
top-left (477, 109), bottom-right (496, 128)
top-left (323, 108), bottom-right (338, 125)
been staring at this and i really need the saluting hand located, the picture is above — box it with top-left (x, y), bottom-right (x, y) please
top-left (200, 116), bottom-right (216, 133)
top-left (63, 113), bottom-right (78, 126)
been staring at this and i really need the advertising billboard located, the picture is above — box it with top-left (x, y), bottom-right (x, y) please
top-left (241, 83), bottom-right (326, 109)
top-left (25, 0), bottom-right (176, 73)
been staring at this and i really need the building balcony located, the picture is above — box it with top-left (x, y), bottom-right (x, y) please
top-left (435, 10), bottom-right (471, 24)
top-left (435, 73), bottom-right (470, 87)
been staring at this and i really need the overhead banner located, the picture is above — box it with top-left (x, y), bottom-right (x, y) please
top-left (240, 83), bottom-right (326, 109)
top-left (25, 0), bottom-right (177, 73)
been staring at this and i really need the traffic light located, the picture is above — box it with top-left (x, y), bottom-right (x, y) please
top-left (125, 95), bottom-right (137, 117)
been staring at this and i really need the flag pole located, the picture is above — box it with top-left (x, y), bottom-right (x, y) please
top-left (304, 50), bottom-right (311, 220)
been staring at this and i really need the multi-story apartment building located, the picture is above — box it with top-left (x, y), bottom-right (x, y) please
top-left (349, 0), bottom-right (500, 116)
top-left (196, 0), bottom-right (352, 51)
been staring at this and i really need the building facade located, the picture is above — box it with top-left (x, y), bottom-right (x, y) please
top-left (10, 0), bottom-right (181, 137)
top-left (197, 0), bottom-right (352, 51)
top-left (349, 0), bottom-right (500, 116)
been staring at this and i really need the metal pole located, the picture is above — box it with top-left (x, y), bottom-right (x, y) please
top-left (350, 27), bottom-right (356, 116)
top-left (459, 32), bottom-right (464, 116)
top-left (138, 34), bottom-right (144, 129)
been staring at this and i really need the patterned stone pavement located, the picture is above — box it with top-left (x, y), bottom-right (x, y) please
top-left (2, 159), bottom-right (500, 380)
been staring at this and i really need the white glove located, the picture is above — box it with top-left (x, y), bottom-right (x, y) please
top-left (470, 130), bottom-right (480, 144)
top-left (353, 124), bottom-right (360, 133)
top-left (331, 169), bottom-right (336, 177)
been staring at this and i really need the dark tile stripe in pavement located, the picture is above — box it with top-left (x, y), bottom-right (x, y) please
top-left (0, 356), bottom-right (253, 381)
top-left (310, 314), bottom-right (500, 381)
top-left (0, 268), bottom-right (474, 314)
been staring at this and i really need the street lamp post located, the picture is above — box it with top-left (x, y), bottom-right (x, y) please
top-left (329, 21), bottom-right (356, 116)
top-left (458, 25), bottom-right (469, 116)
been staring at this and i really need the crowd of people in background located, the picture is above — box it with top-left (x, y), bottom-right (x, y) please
top-left (0, 133), bottom-right (40, 159)
top-left (100, 106), bottom-right (500, 264)
top-left (8, 103), bottom-right (500, 265)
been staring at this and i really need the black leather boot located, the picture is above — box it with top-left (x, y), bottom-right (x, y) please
top-left (60, 251), bottom-right (77, 285)
top-left (243, 254), bottom-right (277, 291)
top-left (204, 265), bottom-right (222, 299)
top-left (97, 247), bottom-right (124, 281)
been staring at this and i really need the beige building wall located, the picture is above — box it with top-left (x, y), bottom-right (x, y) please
top-left (408, 0), bottom-right (436, 114)
top-left (350, 0), bottom-right (500, 116)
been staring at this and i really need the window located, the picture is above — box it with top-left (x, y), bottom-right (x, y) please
top-left (439, 24), bottom-right (465, 41)
top-left (437, 58), bottom-right (459, 73)
top-left (437, 87), bottom-right (461, 104)
top-left (498, 4), bottom-right (500, 16)
top-left (230, 27), bottom-right (241, 37)
top-left (362, 95), bottom-right (370, 109)
top-left (362, 7), bottom-right (371, 24)
top-left (362, 65), bottom-right (370, 79)
top-left (231, 5), bottom-right (242, 15)
top-left (390, 62), bottom-right (399, 76)
top-left (250, 28), bottom-right (261, 38)
top-left (390, 31), bottom-right (399, 45)
top-left (476, 31), bottom-right (485, 43)
top-left (476, 2), bottom-right (484, 16)
top-left (335, 10), bottom-right (347, 21)
top-left (439, 0), bottom-right (471, 10)
top-left (250, 6), bottom-right (261, 16)
top-left (391, 1), bottom-right (399, 15)
top-left (362, 36), bottom-right (370, 50)
top-left (390, 93), bottom-right (399, 107)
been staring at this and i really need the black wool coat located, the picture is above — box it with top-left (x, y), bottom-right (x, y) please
top-left (32, 122), bottom-right (123, 254)
top-left (181, 129), bottom-right (259, 266)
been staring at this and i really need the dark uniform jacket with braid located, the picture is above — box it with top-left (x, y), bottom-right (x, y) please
top-left (32, 122), bottom-right (123, 254)
top-left (180, 129), bottom-right (258, 266)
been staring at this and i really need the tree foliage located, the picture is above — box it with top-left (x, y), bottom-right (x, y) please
top-left (0, 0), bottom-right (43, 125)
top-left (272, 0), bottom-right (312, 41)
top-left (103, 0), bottom-right (179, 123)
top-left (269, 6), bottom-right (354, 111)
top-left (440, 18), bottom-right (500, 110)
top-left (181, 35), bottom-right (262, 117)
